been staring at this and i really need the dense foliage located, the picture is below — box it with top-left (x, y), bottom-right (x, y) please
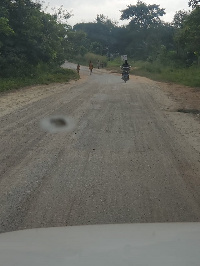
top-left (0, 0), bottom-right (199, 84)
top-left (188, 0), bottom-right (200, 8)
top-left (73, 1), bottom-right (200, 68)
top-left (0, 0), bottom-right (86, 78)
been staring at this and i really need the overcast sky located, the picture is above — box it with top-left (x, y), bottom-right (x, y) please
top-left (42, 0), bottom-right (191, 26)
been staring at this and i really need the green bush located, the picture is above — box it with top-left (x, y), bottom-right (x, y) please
top-left (106, 57), bottom-right (135, 72)
top-left (133, 61), bottom-right (200, 87)
top-left (0, 65), bottom-right (79, 92)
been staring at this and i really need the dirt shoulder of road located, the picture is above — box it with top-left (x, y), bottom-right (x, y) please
top-left (133, 75), bottom-right (200, 113)
top-left (157, 80), bottom-right (200, 154)
top-left (156, 81), bottom-right (200, 112)
top-left (0, 73), bottom-right (88, 118)
top-left (133, 75), bottom-right (200, 154)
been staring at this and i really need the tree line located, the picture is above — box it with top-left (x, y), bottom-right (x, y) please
top-left (74, 0), bottom-right (200, 67)
top-left (0, 0), bottom-right (200, 79)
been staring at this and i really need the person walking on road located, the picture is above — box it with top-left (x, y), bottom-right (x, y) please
top-left (77, 63), bottom-right (80, 74)
top-left (97, 60), bottom-right (100, 69)
top-left (89, 61), bottom-right (93, 75)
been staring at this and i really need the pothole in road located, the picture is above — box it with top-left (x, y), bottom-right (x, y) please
top-left (40, 115), bottom-right (76, 133)
top-left (177, 109), bottom-right (200, 115)
top-left (50, 118), bottom-right (67, 127)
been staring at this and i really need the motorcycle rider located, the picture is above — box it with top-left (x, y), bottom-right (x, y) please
top-left (121, 60), bottom-right (130, 80)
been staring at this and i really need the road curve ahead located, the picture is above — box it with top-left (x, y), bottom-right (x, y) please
top-left (0, 63), bottom-right (200, 233)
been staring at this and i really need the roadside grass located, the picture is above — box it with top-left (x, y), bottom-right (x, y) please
top-left (0, 67), bottom-right (79, 93)
top-left (133, 61), bottom-right (200, 87)
top-left (107, 58), bottom-right (136, 73)
top-left (106, 57), bottom-right (122, 72)
top-left (107, 58), bottom-right (200, 88)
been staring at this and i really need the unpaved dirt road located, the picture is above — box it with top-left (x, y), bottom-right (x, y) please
top-left (0, 62), bottom-right (200, 233)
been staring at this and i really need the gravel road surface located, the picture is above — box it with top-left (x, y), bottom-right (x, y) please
top-left (0, 62), bottom-right (200, 233)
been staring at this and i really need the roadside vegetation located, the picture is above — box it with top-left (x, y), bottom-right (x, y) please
top-left (0, 0), bottom-right (200, 91)
top-left (0, 0), bottom-right (81, 92)
top-left (72, 0), bottom-right (200, 88)
top-left (132, 62), bottom-right (200, 88)
top-left (0, 66), bottom-right (79, 92)
top-left (107, 58), bottom-right (200, 88)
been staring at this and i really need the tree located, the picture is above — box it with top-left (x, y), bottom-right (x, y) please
top-left (64, 30), bottom-right (87, 58)
top-left (0, 17), bottom-right (14, 36)
top-left (74, 14), bottom-right (119, 55)
top-left (120, 0), bottom-right (165, 29)
top-left (172, 10), bottom-right (189, 29)
top-left (90, 41), bottom-right (103, 55)
top-left (188, 0), bottom-right (200, 9)
top-left (119, 1), bottom-right (170, 60)
top-left (0, 0), bottom-right (74, 77)
top-left (175, 7), bottom-right (200, 65)
top-left (172, 11), bottom-right (189, 61)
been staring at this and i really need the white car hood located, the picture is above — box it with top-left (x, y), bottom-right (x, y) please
top-left (0, 223), bottom-right (200, 266)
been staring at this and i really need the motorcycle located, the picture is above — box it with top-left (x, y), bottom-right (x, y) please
top-left (122, 70), bottom-right (129, 83)
top-left (121, 65), bottom-right (131, 83)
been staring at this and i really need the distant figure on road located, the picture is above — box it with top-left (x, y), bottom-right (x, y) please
top-left (121, 60), bottom-right (130, 71)
top-left (89, 61), bottom-right (93, 75)
top-left (121, 60), bottom-right (131, 81)
top-left (97, 60), bottom-right (100, 69)
top-left (76, 63), bottom-right (80, 74)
